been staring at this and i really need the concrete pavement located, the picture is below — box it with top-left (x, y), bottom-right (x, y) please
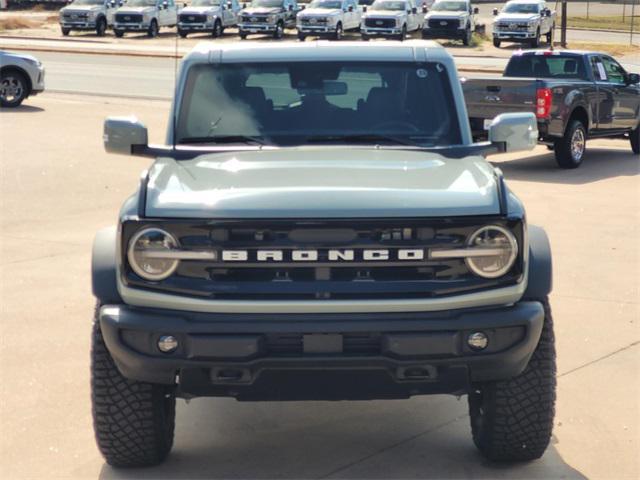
top-left (0, 92), bottom-right (638, 479)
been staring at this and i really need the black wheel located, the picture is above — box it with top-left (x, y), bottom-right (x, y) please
top-left (546, 24), bottom-right (554, 44)
top-left (239, 30), bottom-right (247, 39)
top-left (96, 17), bottom-right (107, 36)
top-left (333, 22), bottom-right (342, 40)
top-left (147, 19), bottom-right (158, 37)
top-left (492, 37), bottom-right (500, 48)
top-left (61, 27), bottom-right (71, 36)
top-left (273, 20), bottom-right (284, 39)
top-left (462, 25), bottom-right (471, 46)
top-left (0, 70), bottom-right (28, 108)
top-left (554, 119), bottom-right (587, 169)
top-left (396, 24), bottom-right (407, 41)
top-left (297, 31), bottom-right (306, 41)
top-left (212, 19), bottom-right (222, 37)
top-left (469, 296), bottom-right (556, 462)
top-left (178, 28), bottom-right (188, 38)
top-left (114, 29), bottom-right (125, 37)
top-left (91, 309), bottom-right (176, 467)
top-left (530, 28), bottom-right (540, 48)
top-left (361, 33), bottom-right (369, 41)
top-left (630, 125), bottom-right (639, 154)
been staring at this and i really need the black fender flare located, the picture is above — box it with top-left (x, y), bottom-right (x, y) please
top-left (524, 224), bottom-right (553, 299)
top-left (92, 226), bottom-right (122, 304)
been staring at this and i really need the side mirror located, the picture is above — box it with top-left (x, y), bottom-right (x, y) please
top-left (492, 7), bottom-right (497, 15)
top-left (422, 5), bottom-right (427, 13)
top-left (104, 117), bottom-right (149, 156)
top-left (363, 5), bottom-right (367, 11)
top-left (473, 6), bottom-right (478, 14)
top-left (162, 1), bottom-right (168, 8)
top-left (227, 1), bottom-right (232, 7)
top-left (288, 4), bottom-right (293, 11)
top-left (411, 6), bottom-right (416, 13)
top-left (488, 112), bottom-right (538, 153)
top-left (626, 72), bottom-right (640, 85)
top-left (348, 4), bottom-right (353, 11)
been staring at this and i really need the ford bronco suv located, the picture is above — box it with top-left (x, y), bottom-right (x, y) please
top-left (93, 41), bottom-right (556, 467)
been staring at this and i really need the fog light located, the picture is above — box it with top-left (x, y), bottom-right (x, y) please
top-left (158, 335), bottom-right (178, 353)
top-left (468, 332), bottom-right (488, 351)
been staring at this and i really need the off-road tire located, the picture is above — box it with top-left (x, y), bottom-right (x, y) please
top-left (462, 24), bottom-right (471, 46)
top-left (554, 119), bottom-right (587, 169)
top-left (212, 19), bottom-right (222, 37)
top-left (0, 70), bottom-right (28, 108)
top-left (91, 311), bottom-right (176, 467)
top-left (96, 17), bottom-right (107, 36)
top-left (178, 28), bottom-right (188, 38)
top-left (114, 29), bottom-right (125, 37)
top-left (630, 125), bottom-right (639, 154)
top-left (334, 22), bottom-right (343, 40)
top-left (147, 19), bottom-right (159, 38)
top-left (61, 27), bottom-right (71, 36)
top-left (468, 296), bottom-right (556, 462)
top-left (493, 37), bottom-right (500, 48)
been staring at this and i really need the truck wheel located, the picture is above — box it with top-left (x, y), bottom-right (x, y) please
top-left (91, 311), bottom-right (176, 467)
top-left (361, 33), bottom-right (370, 41)
top-left (114, 29), bottom-right (124, 37)
top-left (212, 19), bottom-right (222, 37)
top-left (96, 17), bottom-right (107, 36)
top-left (333, 22), bottom-right (343, 40)
top-left (147, 19), bottom-right (159, 38)
top-left (239, 30), bottom-right (247, 39)
top-left (530, 28), bottom-right (540, 48)
top-left (492, 37), bottom-right (500, 48)
top-left (273, 20), bottom-right (284, 39)
top-left (61, 27), bottom-right (71, 36)
top-left (630, 125), bottom-right (640, 154)
top-left (554, 119), bottom-right (587, 169)
top-left (0, 70), bottom-right (28, 108)
top-left (462, 24), bottom-right (471, 46)
top-left (297, 31), bottom-right (306, 41)
top-left (546, 24), bottom-right (554, 44)
top-left (178, 28), bottom-right (188, 38)
top-left (396, 24), bottom-right (407, 41)
top-left (468, 296), bottom-right (556, 461)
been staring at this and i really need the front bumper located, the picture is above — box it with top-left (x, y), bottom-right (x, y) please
top-left (178, 21), bottom-right (215, 31)
top-left (493, 30), bottom-right (537, 40)
top-left (422, 27), bottom-right (466, 40)
top-left (32, 66), bottom-right (45, 94)
top-left (361, 26), bottom-right (402, 36)
top-left (99, 301), bottom-right (544, 400)
top-left (238, 22), bottom-right (278, 33)
top-left (60, 20), bottom-right (98, 30)
top-left (114, 22), bottom-right (150, 31)
top-left (297, 25), bottom-right (336, 34)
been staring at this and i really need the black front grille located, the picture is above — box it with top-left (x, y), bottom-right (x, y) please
top-left (300, 17), bottom-right (329, 25)
top-left (122, 218), bottom-right (524, 301)
top-left (428, 18), bottom-right (460, 29)
top-left (64, 11), bottom-right (89, 19)
top-left (115, 13), bottom-right (143, 23)
top-left (496, 22), bottom-right (529, 31)
top-left (365, 17), bottom-right (396, 28)
top-left (180, 13), bottom-right (207, 23)
top-left (266, 333), bottom-right (381, 356)
top-left (242, 15), bottom-right (269, 23)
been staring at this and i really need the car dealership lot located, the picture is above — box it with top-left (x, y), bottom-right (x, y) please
top-left (0, 93), bottom-right (638, 478)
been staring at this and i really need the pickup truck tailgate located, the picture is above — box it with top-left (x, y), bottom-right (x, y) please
top-left (462, 77), bottom-right (540, 133)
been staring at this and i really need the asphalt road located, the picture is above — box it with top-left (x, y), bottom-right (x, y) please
top-left (0, 93), bottom-right (638, 479)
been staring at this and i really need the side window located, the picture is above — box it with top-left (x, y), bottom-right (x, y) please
top-left (590, 57), bottom-right (607, 82)
top-left (601, 56), bottom-right (625, 84)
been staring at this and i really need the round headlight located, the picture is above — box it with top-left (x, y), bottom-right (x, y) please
top-left (465, 225), bottom-right (518, 278)
top-left (127, 228), bottom-right (179, 281)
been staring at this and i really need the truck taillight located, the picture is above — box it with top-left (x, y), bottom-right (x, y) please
top-left (536, 87), bottom-right (552, 119)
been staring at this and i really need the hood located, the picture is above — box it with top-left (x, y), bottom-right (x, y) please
top-left (426, 11), bottom-right (466, 19)
top-left (61, 5), bottom-right (102, 12)
top-left (300, 7), bottom-right (342, 15)
top-left (365, 9), bottom-right (404, 17)
top-left (116, 6), bottom-right (155, 13)
top-left (180, 5), bottom-right (221, 13)
top-left (145, 148), bottom-right (500, 218)
top-left (495, 13), bottom-right (538, 22)
top-left (242, 6), bottom-right (282, 14)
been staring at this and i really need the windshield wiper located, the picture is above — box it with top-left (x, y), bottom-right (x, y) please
top-left (305, 134), bottom-right (421, 147)
top-left (179, 135), bottom-right (267, 146)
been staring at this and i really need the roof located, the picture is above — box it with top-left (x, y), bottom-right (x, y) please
top-left (515, 49), bottom-right (604, 56)
top-left (184, 40), bottom-right (450, 65)
top-left (505, 0), bottom-right (543, 4)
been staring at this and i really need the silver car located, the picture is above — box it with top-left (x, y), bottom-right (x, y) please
top-left (0, 51), bottom-right (45, 108)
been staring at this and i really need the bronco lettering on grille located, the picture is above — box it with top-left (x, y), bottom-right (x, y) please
top-left (220, 249), bottom-right (425, 262)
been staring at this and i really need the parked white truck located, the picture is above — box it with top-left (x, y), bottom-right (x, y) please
top-left (421, 0), bottom-right (478, 46)
top-left (296, 0), bottom-right (361, 41)
top-left (59, 0), bottom-right (117, 36)
top-left (113, 0), bottom-right (178, 37)
top-left (492, 0), bottom-right (555, 48)
top-left (360, 0), bottom-right (424, 41)
top-left (177, 0), bottom-right (242, 37)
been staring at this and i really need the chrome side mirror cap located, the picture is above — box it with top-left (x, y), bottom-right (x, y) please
top-left (104, 116), bottom-right (148, 155)
top-left (489, 112), bottom-right (538, 153)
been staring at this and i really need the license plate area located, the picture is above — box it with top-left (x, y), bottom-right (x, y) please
top-left (303, 333), bottom-right (343, 354)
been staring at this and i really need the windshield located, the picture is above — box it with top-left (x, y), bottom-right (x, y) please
top-left (370, 0), bottom-right (406, 10)
top-left (126, 0), bottom-right (156, 6)
top-left (502, 3), bottom-right (539, 14)
top-left (71, 0), bottom-right (103, 5)
top-left (505, 54), bottom-right (588, 80)
top-left (308, 0), bottom-right (342, 8)
top-left (176, 62), bottom-right (461, 147)
top-left (250, 0), bottom-right (284, 7)
top-left (192, 0), bottom-right (221, 5)
top-left (431, 1), bottom-right (466, 12)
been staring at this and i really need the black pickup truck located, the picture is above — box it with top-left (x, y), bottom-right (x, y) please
top-left (462, 50), bottom-right (640, 168)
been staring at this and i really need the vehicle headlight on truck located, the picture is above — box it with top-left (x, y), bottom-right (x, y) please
top-left (464, 225), bottom-right (518, 278)
top-left (127, 228), bottom-right (180, 281)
